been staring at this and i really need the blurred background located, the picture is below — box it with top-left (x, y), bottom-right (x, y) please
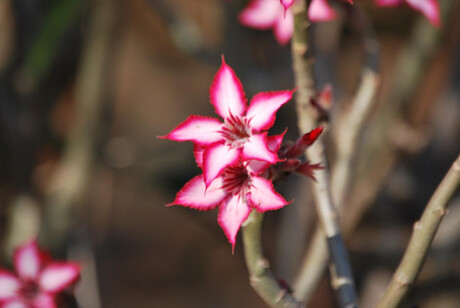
top-left (0, 0), bottom-right (459, 307)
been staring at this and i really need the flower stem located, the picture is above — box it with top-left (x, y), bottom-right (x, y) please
top-left (291, 1), bottom-right (358, 307)
top-left (242, 211), bottom-right (303, 308)
top-left (293, 3), bottom-right (380, 302)
top-left (376, 153), bottom-right (460, 308)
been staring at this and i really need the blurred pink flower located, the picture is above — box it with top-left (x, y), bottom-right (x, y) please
top-left (161, 56), bottom-right (293, 186)
top-left (239, 0), bottom-right (294, 45)
top-left (0, 241), bottom-right (80, 308)
top-left (239, 0), bottom-right (353, 44)
top-left (375, 0), bottom-right (440, 27)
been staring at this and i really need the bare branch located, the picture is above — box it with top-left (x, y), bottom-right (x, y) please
top-left (376, 153), bottom-right (460, 308)
top-left (242, 211), bottom-right (303, 308)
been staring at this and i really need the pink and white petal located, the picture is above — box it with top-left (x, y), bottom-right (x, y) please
top-left (167, 175), bottom-right (227, 210)
top-left (267, 130), bottom-right (287, 153)
top-left (159, 115), bottom-right (222, 146)
top-left (13, 241), bottom-right (41, 281)
top-left (2, 300), bottom-right (28, 308)
top-left (248, 176), bottom-right (291, 211)
top-left (308, 0), bottom-right (336, 22)
top-left (375, 0), bottom-right (402, 6)
top-left (246, 160), bottom-right (270, 175)
top-left (209, 57), bottom-right (247, 120)
top-left (0, 271), bottom-right (20, 300)
top-left (32, 294), bottom-right (56, 308)
top-left (39, 262), bottom-right (80, 294)
top-left (238, 0), bottom-right (281, 29)
top-left (273, 10), bottom-right (294, 45)
top-left (246, 90), bottom-right (294, 131)
top-left (217, 195), bottom-right (252, 251)
top-left (247, 130), bottom-right (286, 174)
top-left (406, 0), bottom-right (440, 27)
top-left (203, 143), bottom-right (240, 186)
top-left (193, 145), bottom-right (205, 168)
top-left (242, 134), bottom-right (278, 163)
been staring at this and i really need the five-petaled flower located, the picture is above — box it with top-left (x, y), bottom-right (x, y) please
top-left (169, 132), bottom-right (290, 252)
top-left (239, 0), bottom-right (353, 44)
top-left (161, 56), bottom-right (294, 186)
top-left (0, 241), bottom-right (80, 308)
top-left (375, 0), bottom-right (440, 27)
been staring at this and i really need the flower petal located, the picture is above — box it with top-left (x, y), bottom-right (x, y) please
top-left (375, 0), bottom-right (402, 6)
top-left (246, 90), bottom-right (294, 131)
top-left (193, 144), bottom-right (205, 168)
top-left (217, 195), bottom-right (252, 251)
top-left (159, 115), bottom-right (222, 146)
top-left (267, 130), bottom-right (287, 153)
top-left (247, 131), bottom-right (286, 175)
top-left (13, 241), bottom-right (41, 281)
top-left (238, 0), bottom-right (281, 29)
top-left (39, 262), bottom-right (80, 293)
top-left (406, 0), bottom-right (440, 27)
top-left (242, 133), bottom-right (278, 163)
top-left (203, 142), bottom-right (240, 186)
top-left (249, 176), bottom-right (290, 211)
top-left (2, 300), bottom-right (28, 308)
top-left (273, 9), bottom-right (294, 44)
top-left (32, 294), bottom-right (56, 308)
top-left (0, 271), bottom-right (20, 300)
top-left (167, 175), bottom-right (227, 210)
top-left (209, 57), bottom-right (247, 120)
top-left (308, 0), bottom-right (336, 22)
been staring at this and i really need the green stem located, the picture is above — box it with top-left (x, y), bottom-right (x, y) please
top-left (242, 211), bottom-right (303, 308)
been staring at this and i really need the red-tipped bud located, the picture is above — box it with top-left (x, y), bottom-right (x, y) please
top-left (283, 127), bottom-right (324, 158)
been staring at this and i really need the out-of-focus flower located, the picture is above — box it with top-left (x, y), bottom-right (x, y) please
top-left (0, 241), bottom-right (80, 308)
top-left (161, 57), bottom-right (293, 186)
top-left (239, 0), bottom-right (353, 44)
top-left (375, 0), bottom-right (440, 27)
top-left (239, 0), bottom-right (294, 45)
top-left (168, 158), bottom-right (290, 251)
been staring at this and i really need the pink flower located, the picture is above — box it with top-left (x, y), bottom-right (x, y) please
top-left (168, 155), bottom-right (290, 251)
top-left (161, 57), bottom-right (294, 186)
top-left (239, 0), bottom-right (294, 45)
top-left (375, 0), bottom-right (440, 27)
top-left (239, 0), bottom-right (353, 44)
top-left (0, 241), bottom-right (80, 308)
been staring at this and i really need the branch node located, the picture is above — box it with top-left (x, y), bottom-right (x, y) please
top-left (394, 273), bottom-right (410, 286)
top-left (331, 276), bottom-right (354, 290)
top-left (257, 258), bottom-right (270, 269)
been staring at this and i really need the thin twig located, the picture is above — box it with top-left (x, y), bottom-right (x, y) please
top-left (293, 2), bottom-right (379, 304)
top-left (376, 153), bottom-right (460, 308)
top-left (343, 0), bottom-right (457, 238)
top-left (293, 72), bottom-right (379, 303)
top-left (291, 1), bottom-right (358, 307)
top-left (242, 211), bottom-right (303, 308)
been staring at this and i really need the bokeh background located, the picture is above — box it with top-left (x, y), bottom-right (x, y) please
top-left (0, 0), bottom-right (459, 307)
